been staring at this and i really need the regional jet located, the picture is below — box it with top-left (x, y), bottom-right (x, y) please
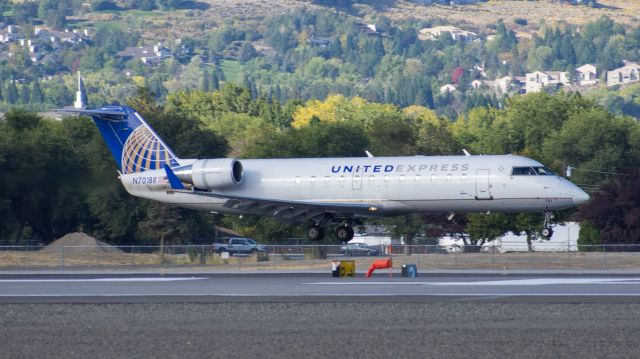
top-left (59, 106), bottom-right (589, 241)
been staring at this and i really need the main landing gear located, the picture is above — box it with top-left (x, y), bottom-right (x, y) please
top-left (307, 218), bottom-right (355, 242)
top-left (307, 224), bottom-right (325, 241)
top-left (307, 224), bottom-right (355, 241)
top-left (540, 211), bottom-right (554, 239)
top-left (336, 226), bottom-right (355, 242)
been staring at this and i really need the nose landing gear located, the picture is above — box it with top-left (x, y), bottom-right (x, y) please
top-left (540, 211), bottom-right (554, 239)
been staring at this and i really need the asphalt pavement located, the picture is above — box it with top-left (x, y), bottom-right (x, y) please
top-left (1, 273), bottom-right (639, 358)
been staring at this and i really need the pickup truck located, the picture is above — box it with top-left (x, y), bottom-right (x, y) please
top-left (213, 237), bottom-right (267, 255)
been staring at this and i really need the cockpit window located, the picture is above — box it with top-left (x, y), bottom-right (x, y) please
top-left (534, 167), bottom-right (555, 175)
top-left (511, 166), bottom-right (555, 176)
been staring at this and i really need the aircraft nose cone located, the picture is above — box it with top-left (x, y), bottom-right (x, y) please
top-left (573, 188), bottom-right (590, 206)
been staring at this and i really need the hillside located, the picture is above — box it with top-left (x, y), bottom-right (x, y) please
top-left (74, 0), bottom-right (640, 41)
top-left (383, 1), bottom-right (640, 28)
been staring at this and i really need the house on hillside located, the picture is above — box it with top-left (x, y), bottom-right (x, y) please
top-left (354, 23), bottom-right (383, 37)
top-left (493, 76), bottom-right (513, 94)
top-left (418, 26), bottom-right (478, 42)
top-left (307, 36), bottom-right (332, 48)
top-left (470, 79), bottom-right (483, 89)
top-left (525, 71), bottom-right (569, 93)
top-left (606, 61), bottom-right (640, 87)
top-left (116, 42), bottom-right (171, 66)
top-left (440, 84), bottom-right (457, 93)
top-left (0, 25), bottom-right (21, 44)
top-left (575, 64), bottom-right (598, 86)
top-left (34, 28), bottom-right (91, 45)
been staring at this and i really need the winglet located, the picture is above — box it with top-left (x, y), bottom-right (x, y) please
top-left (164, 164), bottom-right (185, 190)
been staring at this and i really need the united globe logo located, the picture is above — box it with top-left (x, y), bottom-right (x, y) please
top-left (121, 125), bottom-right (176, 174)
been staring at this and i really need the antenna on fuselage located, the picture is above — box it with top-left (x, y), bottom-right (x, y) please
top-left (462, 149), bottom-right (471, 157)
top-left (365, 150), bottom-right (374, 158)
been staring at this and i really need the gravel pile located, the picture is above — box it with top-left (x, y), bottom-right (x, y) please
top-left (40, 232), bottom-right (123, 254)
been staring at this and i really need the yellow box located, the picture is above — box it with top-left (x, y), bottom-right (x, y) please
top-left (339, 260), bottom-right (355, 277)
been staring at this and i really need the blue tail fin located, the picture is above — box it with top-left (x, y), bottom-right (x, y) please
top-left (60, 106), bottom-right (180, 173)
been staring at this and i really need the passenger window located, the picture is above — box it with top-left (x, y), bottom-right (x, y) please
top-left (461, 173), bottom-right (467, 181)
top-left (369, 175), bottom-right (375, 182)
top-left (415, 175), bottom-right (421, 181)
top-left (310, 176), bottom-right (316, 183)
top-left (339, 175), bottom-right (345, 183)
top-left (324, 176), bottom-right (330, 183)
top-left (446, 174), bottom-right (452, 181)
top-left (431, 174), bottom-right (437, 181)
top-left (399, 175), bottom-right (405, 182)
top-left (384, 175), bottom-right (390, 182)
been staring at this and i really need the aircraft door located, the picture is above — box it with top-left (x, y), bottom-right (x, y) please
top-left (352, 172), bottom-right (362, 190)
top-left (475, 169), bottom-right (492, 200)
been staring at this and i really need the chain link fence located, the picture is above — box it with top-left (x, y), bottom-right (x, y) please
top-left (0, 243), bottom-right (638, 271)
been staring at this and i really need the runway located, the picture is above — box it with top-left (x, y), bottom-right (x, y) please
top-left (2, 273), bottom-right (640, 358)
top-left (0, 273), bottom-right (640, 303)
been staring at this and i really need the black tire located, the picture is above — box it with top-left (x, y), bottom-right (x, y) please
top-left (541, 227), bottom-right (553, 239)
top-left (346, 227), bottom-right (354, 241)
top-left (337, 226), bottom-right (355, 241)
top-left (308, 225), bottom-right (324, 241)
top-left (336, 227), bottom-right (349, 241)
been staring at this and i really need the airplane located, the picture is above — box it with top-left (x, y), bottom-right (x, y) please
top-left (58, 105), bottom-right (590, 242)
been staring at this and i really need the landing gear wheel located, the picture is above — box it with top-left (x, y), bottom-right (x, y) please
top-left (541, 211), bottom-right (554, 239)
top-left (336, 226), bottom-right (355, 242)
top-left (308, 225), bottom-right (325, 241)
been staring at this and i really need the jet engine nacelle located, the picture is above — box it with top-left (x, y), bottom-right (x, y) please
top-left (174, 159), bottom-right (243, 189)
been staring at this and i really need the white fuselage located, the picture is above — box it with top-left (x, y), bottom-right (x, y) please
top-left (120, 155), bottom-right (588, 218)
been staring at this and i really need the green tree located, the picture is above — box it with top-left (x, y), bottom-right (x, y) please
top-left (577, 220), bottom-right (601, 251)
top-left (30, 80), bottom-right (45, 104)
top-left (6, 81), bottom-right (18, 104)
top-left (466, 213), bottom-right (511, 251)
top-left (0, 110), bottom-right (87, 243)
top-left (542, 107), bottom-right (637, 185)
top-left (38, 0), bottom-right (68, 28)
top-left (509, 213), bottom-right (543, 252)
top-left (12, 1), bottom-right (38, 24)
top-left (19, 84), bottom-right (30, 105)
top-left (382, 214), bottom-right (423, 255)
top-left (137, 203), bottom-right (186, 260)
top-left (201, 69), bottom-right (210, 92)
top-left (244, 119), bottom-right (368, 158)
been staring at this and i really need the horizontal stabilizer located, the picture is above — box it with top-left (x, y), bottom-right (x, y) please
top-left (55, 108), bottom-right (127, 121)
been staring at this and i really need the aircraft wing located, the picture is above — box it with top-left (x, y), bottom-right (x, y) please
top-left (171, 189), bottom-right (381, 223)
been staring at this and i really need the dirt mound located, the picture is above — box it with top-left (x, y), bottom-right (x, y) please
top-left (41, 232), bottom-right (124, 254)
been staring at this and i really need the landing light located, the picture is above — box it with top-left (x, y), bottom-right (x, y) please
top-left (368, 206), bottom-right (378, 212)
